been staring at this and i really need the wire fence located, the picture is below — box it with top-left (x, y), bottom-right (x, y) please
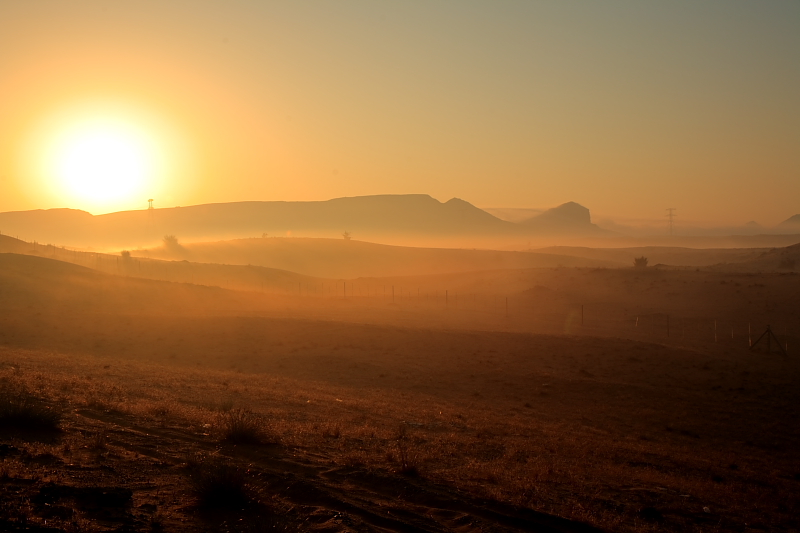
top-left (9, 240), bottom-right (797, 354)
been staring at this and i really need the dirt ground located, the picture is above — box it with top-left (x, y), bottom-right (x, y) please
top-left (1, 252), bottom-right (799, 532)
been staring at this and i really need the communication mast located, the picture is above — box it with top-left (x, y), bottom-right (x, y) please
top-left (148, 199), bottom-right (154, 232)
top-left (750, 325), bottom-right (787, 356)
top-left (666, 208), bottom-right (676, 236)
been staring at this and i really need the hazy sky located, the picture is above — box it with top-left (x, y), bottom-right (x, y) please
top-left (1, 1), bottom-right (798, 225)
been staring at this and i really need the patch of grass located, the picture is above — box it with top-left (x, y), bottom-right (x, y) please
top-left (393, 426), bottom-right (419, 477)
top-left (0, 389), bottom-right (61, 433)
top-left (87, 432), bottom-right (109, 451)
top-left (321, 424), bottom-right (340, 439)
top-left (203, 399), bottom-right (235, 412)
top-left (217, 408), bottom-right (269, 444)
top-left (396, 441), bottom-right (419, 477)
top-left (148, 509), bottom-right (166, 532)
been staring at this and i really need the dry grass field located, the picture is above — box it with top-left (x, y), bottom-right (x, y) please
top-left (1, 250), bottom-right (799, 532)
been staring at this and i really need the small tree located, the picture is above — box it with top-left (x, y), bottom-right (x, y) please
top-left (161, 234), bottom-right (179, 251)
top-left (120, 250), bottom-right (131, 259)
top-left (342, 231), bottom-right (352, 241)
top-left (633, 256), bottom-right (648, 268)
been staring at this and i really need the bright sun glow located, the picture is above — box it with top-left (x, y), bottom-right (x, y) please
top-left (51, 120), bottom-right (154, 205)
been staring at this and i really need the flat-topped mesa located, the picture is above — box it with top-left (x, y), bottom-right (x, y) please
top-left (516, 201), bottom-right (600, 235)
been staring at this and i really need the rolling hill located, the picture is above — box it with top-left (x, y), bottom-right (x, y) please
top-left (140, 237), bottom-right (622, 278)
top-left (0, 195), bottom-right (607, 249)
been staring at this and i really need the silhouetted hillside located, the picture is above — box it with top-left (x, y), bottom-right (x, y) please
top-left (0, 234), bottom-right (34, 254)
top-left (533, 245), bottom-right (768, 267)
top-left (779, 214), bottom-right (800, 228)
top-left (706, 242), bottom-right (800, 272)
top-left (518, 202), bottom-right (606, 235)
top-left (0, 253), bottom-right (275, 314)
top-left (143, 237), bottom-right (621, 278)
top-left (0, 195), bottom-right (609, 249)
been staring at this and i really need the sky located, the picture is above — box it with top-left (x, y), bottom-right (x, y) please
top-left (0, 1), bottom-right (798, 226)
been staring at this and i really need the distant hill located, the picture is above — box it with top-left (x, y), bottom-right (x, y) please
top-left (482, 207), bottom-right (545, 223)
top-left (706, 242), bottom-right (800, 273)
top-left (142, 237), bottom-right (621, 278)
top-left (0, 195), bottom-right (609, 249)
top-left (518, 202), bottom-right (603, 234)
top-left (0, 234), bottom-right (35, 254)
top-left (0, 252), bottom-right (311, 314)
top-left (779, 214), bottom-right (800, 228)
top-left (533, 245), bottom-right (769, 267)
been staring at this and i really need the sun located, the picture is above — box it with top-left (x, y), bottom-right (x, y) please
top-left (51, 119), bottom-right (154, 206)
top-left (23, 101), bottom-right (189, 214)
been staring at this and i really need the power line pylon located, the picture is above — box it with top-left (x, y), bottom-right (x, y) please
top-left (148, 199), bottom-right (154, 233)
top-left (666, 208), bottom-right (676, 236)
top-left (750, 325), bottom-right (787, 356)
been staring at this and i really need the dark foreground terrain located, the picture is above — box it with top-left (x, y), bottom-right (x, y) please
top-left (2, 317), bottom-right (799, 532)
top-left (0, 253), bottom-right (799, 532)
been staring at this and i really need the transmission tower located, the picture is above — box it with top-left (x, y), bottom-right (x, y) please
top-left (147, 199), bottom-right (154, 233)
top-left (666, 208), bottom-right (676, 236)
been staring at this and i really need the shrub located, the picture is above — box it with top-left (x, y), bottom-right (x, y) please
top-left (0, 389), bottom-right (62, 433)
top-left (88, 432), bottom-right (109, 450)
top-left (633, 256), bottom-right (648, 268)
top-left (321, 425), bottom-right (340, 439)
top-left (393, 426), bottom-right (419, 476)
top-left (396, 440), bottom-right (419, 477)
top-left (217, 408), bottom-right (268, 445)
top-left (190, 462), bottom-right (252, 508)
top-left (162, 235), bottom-right (184, 254)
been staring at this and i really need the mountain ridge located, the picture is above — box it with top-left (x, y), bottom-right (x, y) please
top-left (0, 194), bottom-right (603, 248)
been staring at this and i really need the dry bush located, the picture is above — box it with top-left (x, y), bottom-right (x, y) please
top-left (87, 432), bottom-right (109, 451)
top-left (217, 408), bottom-right (271, 445)
top-left (0, 387), bottom-right (62, 433)
top-left (393, 425), bottom-right (419, 477)
top-left (148, 509), bottom-right (166, 533)
top-left (321, 424), bottom-right (340, 439)
top-left (189, 461), bottom-right (253, 509)
top-left (396, 440), bottom-right (419, 477)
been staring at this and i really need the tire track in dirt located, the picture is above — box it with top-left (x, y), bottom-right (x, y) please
top-left (75, 408), bottom-right (601, 532)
